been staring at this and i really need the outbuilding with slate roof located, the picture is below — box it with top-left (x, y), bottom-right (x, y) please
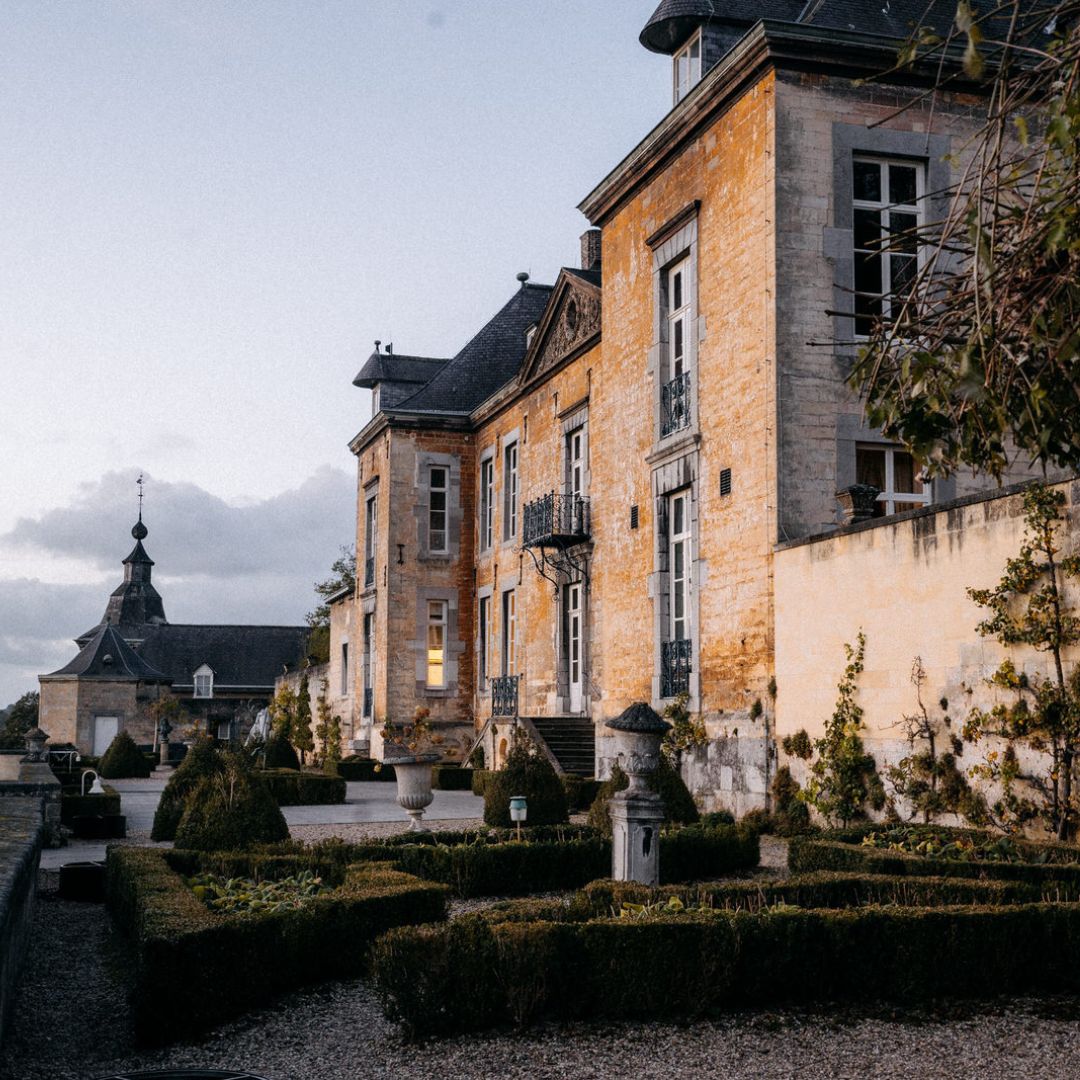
top-left (39, 514), bottom-right (310, 755)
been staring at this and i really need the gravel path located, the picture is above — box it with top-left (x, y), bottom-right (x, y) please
top-left (8, 872), bottom-right (1080, 1080)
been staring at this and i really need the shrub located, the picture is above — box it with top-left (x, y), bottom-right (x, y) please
top-left (484, 737), bottom-right (568, 828)
top-left (372, 900), bottom-right (1080, 1036)
top-left (260, 769), bottom-right (346, 806)
top-left (701, 809), bottom-right (735, 827)
top-left (587, 759), bottom-right (699, 836)
top-left (106, 846), bottom-right (446, 1044)
top-left (337, 756), bottom-right (395, 781)
top-left (771, 765), bottom-right (812, 836)
top-left (264, 734), bottom-right (300, 771)
top-left (433, 765), bottom-right (474, 791)
top-left (660, 824), bottom-right (759, 882)
top-left (61, 786), bottom-right (120, 825)
top-left (98, 730), bottom-right (152, 779)
top-left (472, 768), bottom-right (494, 796)
top-left (562, 775), bottom-right (602, 812)
top-left (174, 753), bottom-right (289, 851)
top-left (151, 737), bottom-right (220, 842)
top-left (738, 809), bottom-right (773, 835)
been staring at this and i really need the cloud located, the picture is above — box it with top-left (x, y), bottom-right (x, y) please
top-left (0, 467), bottom-right (356, 704)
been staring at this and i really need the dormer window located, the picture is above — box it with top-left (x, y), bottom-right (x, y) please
top-left (371, 386), bottom-right (380, 414)
top-left (193, 664), bottom-right (214, 699)
top-left (673, 31), bottom-right (702, 105)
top-left (525, 324), bottom-right (537, 350)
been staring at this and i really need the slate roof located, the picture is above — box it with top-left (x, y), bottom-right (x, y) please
top-left (641, 0), bottom-right (1035, 52)
top-left (352, 351), bottom-right (449, 389)
top-left (46, 623), bottom-right (170, 681)
top-left (135, 624), bottom-right (310, 690)
top-left (387, 282), bottom-right (554, 416)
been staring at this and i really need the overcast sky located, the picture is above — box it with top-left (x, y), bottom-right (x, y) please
top-left (0, 1), bottom-right (666, 704)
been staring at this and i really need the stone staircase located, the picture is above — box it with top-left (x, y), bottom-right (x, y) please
top-left (525, 716), bottom-right (595, 777)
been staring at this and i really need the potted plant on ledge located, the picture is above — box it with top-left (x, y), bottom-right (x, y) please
top-left (381, 707), bottom-right (442, 831)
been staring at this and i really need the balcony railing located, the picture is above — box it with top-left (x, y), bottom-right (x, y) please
top-left (661, 638), bottom-right (692, 698)
top-left (491, 674), bottom-right (520, 718)
top-left (362, 686), bottom-right (373, 718)
top-left (364, 556), bottom-right (375, 587)
top-left (522, 492), bottom-right (590, 548)
top-left (661, 371), bottom-right (691, 437)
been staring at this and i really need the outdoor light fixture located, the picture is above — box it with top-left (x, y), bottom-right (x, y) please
top-left (509, 794), bottom-right (527, 839)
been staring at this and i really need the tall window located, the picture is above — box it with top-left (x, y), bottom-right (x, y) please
top-left (340, 642), bottom-right (349, 696)
top-left (426, 600), bottom-right (447, 688)
top-left (852, 157), bottom-right (923, 336)
top-left (364, 493), bottom-right (377, 587)
top-left (479, 457), bottom-right (494, 551)
top-left (429, 466), bottom-right (448, 553)
top-left (501, 589), bottom-right (517, 676)
top-left (673, 31), bottom-right (701, 104)
top-left (661, 259), bottom-right (691, 437)
top-left (478, 594), bottom-right (491, 688)
top-left (503, 442), bottom-right (519, 540)
top-left (566, 429), bottom-right (585, 499)
top-left (362, 613), bottom-right (374, 717)
top-left (669, 492), bottom-right (691, 644)
top-left (856, 445), bottom-right (931, 517)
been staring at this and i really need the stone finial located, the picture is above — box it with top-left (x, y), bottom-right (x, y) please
top-left (606, 702), bottom-right (670, 735)
top-left (23, 726), bottom-right (49, 763)
top-left (836, 484), bottom-right (881, 525)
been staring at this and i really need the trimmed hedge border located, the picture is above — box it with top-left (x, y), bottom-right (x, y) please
top-left (790, 835), bottom-right (1080, 887)
top-left (433, 765), bottom-right (474, 790)
top-left (106, 846), bottom-right (446, 1044)
top-left (373, 901), bottom-right (1080, 1036)
top-left (60, 786), bottom-right (120, 825)
top-left (337, 757), bottom-right (396, 782)
top-left (472, 769), bottom-right (494, 797)
top-left (260, 769), bottom-right (347, 806)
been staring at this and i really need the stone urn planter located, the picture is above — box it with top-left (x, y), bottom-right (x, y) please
top-left (384, 751), bottom-right (440, 831)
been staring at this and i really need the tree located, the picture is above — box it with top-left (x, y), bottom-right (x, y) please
top-left (313, 679), bottom-right (342, 775)
top-left (306, 546), bottom-right (356, 663)
top-left (293, 672), bottom-right (315, 766)
top-left (963, 483), bottom-right (1080, 838)
top-left (0, 691), bottom-right (39, 749)
top-left (801, 633), bottom-right (886, 826)
top-left (850, 2), bottom-right (1080, 479)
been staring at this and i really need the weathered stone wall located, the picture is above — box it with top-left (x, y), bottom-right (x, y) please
top-left (774, 478), bottom-right (1080, 819)
top-left (0, 797), bottom-right (44, 1049)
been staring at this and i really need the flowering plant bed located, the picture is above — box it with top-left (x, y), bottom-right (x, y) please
top-left (186, 869), bottom-right (327, 915)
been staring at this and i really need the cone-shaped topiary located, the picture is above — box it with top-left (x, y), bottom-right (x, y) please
top-left (264, 734), bottom-right (300, 771)
top-left (151, 737), bottom-right (221, 841)
top-left (483, 733), bottom-right (568, 828)
top-left (173, 751), bottom-right (289, 851)
top-left (587, 757), bottom-right (699, 837)
top-left (98, 730), bottom-right (151, 779)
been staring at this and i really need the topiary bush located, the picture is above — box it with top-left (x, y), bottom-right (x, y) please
top-left (152, 737), bottom-right (220, 842)
top-left (98, 730), bottom-right (152, 779)
top-left (174, 752), bottom-right (289, 851)
top-left (587, 758), bottom-right (699, 836)
top-left (483, 736), bottom-right (568, 828)
top-left (771, 764), bottom-right (812, 836)
top-left (264, 734), bottom-right (301, 771)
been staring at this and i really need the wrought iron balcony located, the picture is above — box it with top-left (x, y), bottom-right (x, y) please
top-left (661, 371), bottom-right (692, 437)
top-left (522, 492), bottom-right (590, 548)
top-left (661, 638), bottom-right (692, 698)
top-left (491, 674), bottom-right (520, 718)
top-left (364, 556), bottom-right (375, 587)
top-left (362, 686), bottom-right (373, 718)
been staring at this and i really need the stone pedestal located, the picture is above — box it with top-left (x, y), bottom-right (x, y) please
top-left (610, 791), bottom-right (666, 885)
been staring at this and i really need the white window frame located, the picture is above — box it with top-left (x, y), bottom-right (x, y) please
top-left (669, 492), bottom-right (691, 644)
top-left (428, 465), bottom-right (448, 553)
top-left (193, 664), bottom-right (214, 699)
top-left (479, 456), bottom-right (494, 552)
top-left (501, 589), bottom-right (517, 677)
top-left (855, 444), bottom-right (932, 516)
top-left (852, 156), bottom-right (925, 338)
top-left (362, 613), bottom-right (374, 717)
top-left (673, 30), bottom-right (702, 105)
top-left (666, 258), bottom-right (690, 382)
top-left (364, 491), bottom-right (378, 587)
top-left (478, 594), bottom-right (492, 689)
top-left (503, 441), bottom-right (519, 541)
top-left (426, 600), bottom-right (448, 689)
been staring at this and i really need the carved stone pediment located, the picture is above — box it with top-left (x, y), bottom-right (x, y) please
top-left (519, 270), bottom-right (601, 387)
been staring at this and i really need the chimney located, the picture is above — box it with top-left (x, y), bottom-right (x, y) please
top-left (580, 228), bottom-right (602, 273)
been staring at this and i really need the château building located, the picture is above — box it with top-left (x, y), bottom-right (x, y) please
top-left (345, 0), bottom-right (1068, 811)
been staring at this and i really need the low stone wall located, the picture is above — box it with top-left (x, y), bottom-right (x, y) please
top-left (0, 797), bottom-right (45, 1049)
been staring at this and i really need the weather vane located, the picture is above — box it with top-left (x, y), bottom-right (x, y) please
top-left (137, 473), bottom-right (145, 521)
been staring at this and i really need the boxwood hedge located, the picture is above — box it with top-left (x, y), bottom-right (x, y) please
top-left (60, 786), bottom-right (120, 825)
top-left (105, 846), bottom-right (446, 1044)
top-left (260, 769), bottom-right (347, 806)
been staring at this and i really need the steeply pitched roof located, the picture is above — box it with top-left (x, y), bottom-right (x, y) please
top-left (46, 623), bottom-right (170, 681)
top-left (388, 282), bottom-right (554, 416)
top-left (352, 351), bottom-right (449, 389)
top-left (136, 624), bottom-right (310, 690)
